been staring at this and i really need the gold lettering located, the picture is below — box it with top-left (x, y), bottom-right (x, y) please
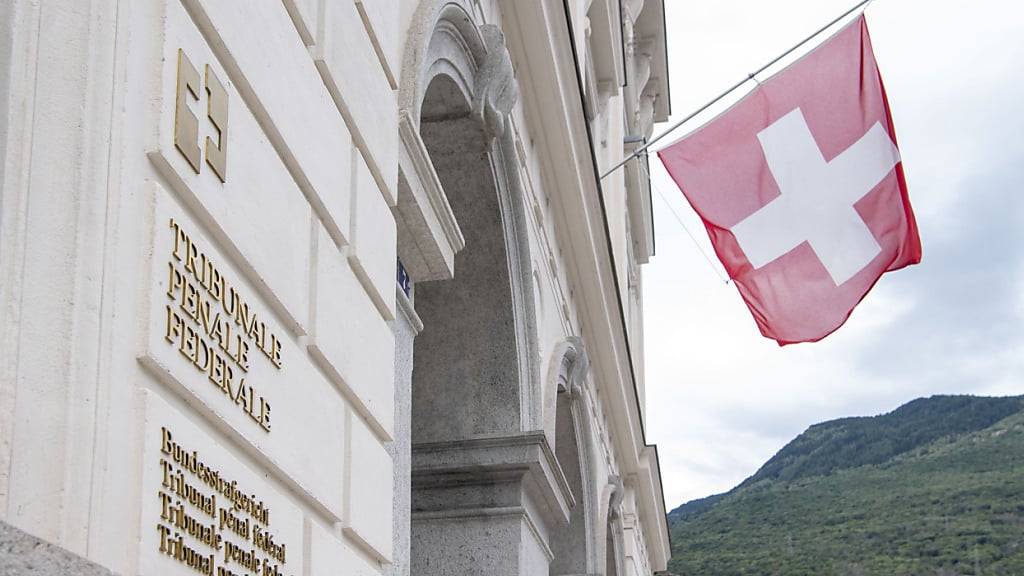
top-left (237, 339), bottom-right (250, 372)
top-left (269, 336), bottom-right (281, 369)
top-left (198, 297), bottom-right (214, 335)
top-left (246, 315), bottom-right (260, 344)
top-left (161, 221), bottom-right (284, 433)
top-left (221, 363), bottom-right (235, 397)
top-left (234, 300), bottom-right (250, 334)
top-left (174, 50), bottom-right (201, 173)
top-left (234, 379), bottom-right (251, 414)
top-left (208, 353), bottom-right (225, 391)
top-left (182, 281), bottom-right (199, 321)
top-left (223, 286), bottom-right (238, 318)
top-left (185, 240), bottom-right (200, 280)
top-left (158, 523), bottom-right (172, 554)
top-left (259, 401), bottom-right (271, 432)
top-left (179, 324), bottom-right (198, 364)
top-left (161, 428), bottom-right (173, 455)
top-left (167, 263), bottom-right (184, 299)
top-left (166, 306), bottom-right (184, 346)
top-left (195, 336), bottom-right (211, 373)
top-left (210, 267), bottom-right (224, 301)
top-left (205, 64), bottom-right (228, 183)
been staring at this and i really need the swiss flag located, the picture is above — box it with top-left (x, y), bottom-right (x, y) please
top-left (658, 15), bottom-right (921, 345)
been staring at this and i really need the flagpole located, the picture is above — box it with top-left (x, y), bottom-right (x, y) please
top-left (600, 0), bottom-right (873, 180)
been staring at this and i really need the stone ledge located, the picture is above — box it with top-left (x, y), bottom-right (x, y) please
top-left (394, 110), bottom-right (465, 283)
top-left (411, 432), bottom-right (574, 527)
top-left (0, 521), bottom-right (115, 576)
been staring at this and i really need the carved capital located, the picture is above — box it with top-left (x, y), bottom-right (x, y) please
top-left (607, 475), bottom-right (625, 519)
top-left (474, 24), bottom-right (519, 140)
top-left (636, 89), bottom-right (658, 140)
top-left (556, 336), bottom-right (590, 396)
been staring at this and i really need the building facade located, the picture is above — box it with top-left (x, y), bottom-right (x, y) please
top-left (0, 0), bottom-right (671, 574)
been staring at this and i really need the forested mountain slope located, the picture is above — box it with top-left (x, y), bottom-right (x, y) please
top-left (667, 395), bottom-right (1024, 575)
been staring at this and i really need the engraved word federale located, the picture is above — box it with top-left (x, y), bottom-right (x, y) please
top-left (164, 218), bottom-right (281, 431)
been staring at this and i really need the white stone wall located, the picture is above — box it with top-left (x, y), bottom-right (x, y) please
top-left (0, 0), bottom-right (400, 574)
top-left (0, 0), bottom-right (671, 574)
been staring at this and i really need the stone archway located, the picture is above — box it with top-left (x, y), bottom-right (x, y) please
top-left (397, 3), bottom-right (569, 576)
top-left (600, 477), bottom-right (627, 576)
top-left (410, 72), bottom-right (522, 443)
top-left (402, 2), bottom-right (542, 444)
top-left (548, 337), bottom-right (601, 575)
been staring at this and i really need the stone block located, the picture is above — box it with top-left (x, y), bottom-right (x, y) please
top-left (139, 391), bottom-right (306, 576)
top-left (313, 0), bottom-right (398, 206)
top-left (0, 521), bottom-right (115, 576)
top-left (308, 520), bottom-right (381, 576)
top-left (344, 410), bottom-right (394, 562)
top-left (411, 514), bottom-right (523, 576)
top-left (310, 225), bottom-right (396, 440)
top-left (141, 185), bottom-right (347, 521)
top-left (152, 0), bottom-right (314, 333)
top-left (354, 0), bottom-right (400, 88)
top-left (350, 150), bottom-right (397, 320)
top-left (181, 0), bottom-right (354, 247)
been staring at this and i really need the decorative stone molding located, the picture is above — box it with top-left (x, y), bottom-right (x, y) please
top-left (633, 46), bottom-right (653, 102)
top-left (555, 336), bottom-right (591, 397)
top-left (607, 475), bottom-right (626, 520)
top-left (474, 24), bottom-right (519, 140)
top-left (411, 432), bottom-right (574, 529)
top-left (620, 0), bottom-right (667, 273)
top-left (395, 285), bottom-right (424, 336)
top-left (624, 0), bottom-right (669, 128)
top-left (546, 336), bottom-right (603, 574)
top-left (399, 1), bottom-right (484, 130)
top-left (637, 90), bottom-right (658, 141)
top-left (623, 139), bottom-right (655, 264)
top-left (547, 336), bottom-right (592, 442)
top-left (395, 110), bottom-right (465, 282)
top-left (600, 475), bottom-right (629, 576)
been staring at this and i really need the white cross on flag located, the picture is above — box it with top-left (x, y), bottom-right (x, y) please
top-left (658, 15), bottom-right (921, 345)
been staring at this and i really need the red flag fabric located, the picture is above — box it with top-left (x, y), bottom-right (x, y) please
top-left (658, 15), bottom-right (921, 345)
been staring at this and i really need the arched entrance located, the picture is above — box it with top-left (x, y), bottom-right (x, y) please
top-left (396, 3), bottom-right (570, 575)
top-left (548, 338), bottom-right (599, 575)
top-left (411, 71), bottom-right (521, 442)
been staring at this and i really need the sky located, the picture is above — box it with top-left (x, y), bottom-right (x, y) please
top-left (643, 0), bottom-right (1024, 508)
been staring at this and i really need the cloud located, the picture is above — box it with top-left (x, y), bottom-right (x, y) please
top-left (856, 158), bottom-right (1024, 393)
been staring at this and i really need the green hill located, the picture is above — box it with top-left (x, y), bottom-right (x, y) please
top-left (667, 395), bottom-right (1024, 576)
